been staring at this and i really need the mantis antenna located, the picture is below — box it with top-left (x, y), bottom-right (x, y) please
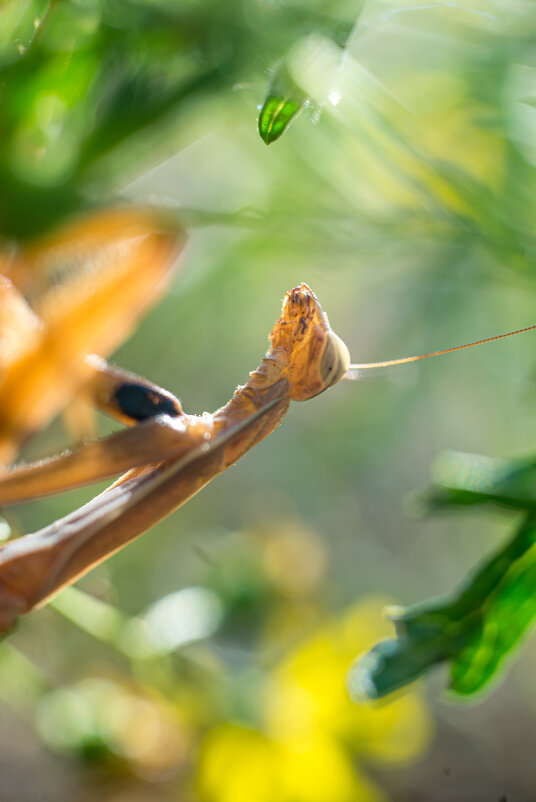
top-left (345, 324), bottom-right (536, 380)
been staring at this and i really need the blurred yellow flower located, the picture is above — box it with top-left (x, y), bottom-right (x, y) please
top-left (197, 599), bottom-right (432, 802)
top-left (198, 725), bottom-right (278, 802)
top-left (198, 724), bottom-right (383, 802)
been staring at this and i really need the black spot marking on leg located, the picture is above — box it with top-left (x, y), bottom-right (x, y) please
top-left (114, 384), bottom-right (181, 421)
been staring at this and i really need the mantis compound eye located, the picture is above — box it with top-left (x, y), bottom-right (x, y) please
top-left (320, 330), bottom-right (351, 389)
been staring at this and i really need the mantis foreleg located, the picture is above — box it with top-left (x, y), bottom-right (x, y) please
top-left (0, 285), bottom-right (350, 633)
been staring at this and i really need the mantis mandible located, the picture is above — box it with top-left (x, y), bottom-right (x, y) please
top-left (1, 211), bottom-right (535, 636)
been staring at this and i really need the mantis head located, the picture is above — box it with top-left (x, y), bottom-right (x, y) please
top-left (270, 284), bottom-right (350, 401)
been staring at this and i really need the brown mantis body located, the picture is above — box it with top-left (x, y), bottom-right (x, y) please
top-left (0, 282), bottom-right (350, 634)
top-left (1, 207), bottom-right (534, 638)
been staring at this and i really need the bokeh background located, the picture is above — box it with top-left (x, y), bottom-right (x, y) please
top-left (3, 0), bottom-right (536, 799)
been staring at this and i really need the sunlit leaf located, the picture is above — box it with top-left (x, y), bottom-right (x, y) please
top-left (258, 65), bottom-right (306, 145)
top-left (348, 514), bottom-right (536, 700)
top-left (259, 96), bottom-right (303, 145)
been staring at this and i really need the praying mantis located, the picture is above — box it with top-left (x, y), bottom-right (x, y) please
top-left (0, 206), bottom-right (351, 635)
top-left (1, 206), bottom-right (535, 637)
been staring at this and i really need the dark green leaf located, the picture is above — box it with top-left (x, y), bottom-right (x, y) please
top-left (349, 514), bottom-right (536, 700)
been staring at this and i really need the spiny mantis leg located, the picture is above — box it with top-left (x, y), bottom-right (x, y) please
top-left (0, 414), bottom-right (213, 505)
top-left (0, 357), bottom-right (187, 504)
top-left (0, 395), bottom-right (289, 633)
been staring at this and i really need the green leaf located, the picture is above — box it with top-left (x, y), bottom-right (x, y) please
top-left (258, 64), bottom-right (306, 144)
top-left (450, 547), bottom-right (536, 694)
top-left (348, 514), bottom-right (536, 700)
top-left (418, 450), bottom-right (536, 512)
top-left (258, 96), bottom-right (302, 145)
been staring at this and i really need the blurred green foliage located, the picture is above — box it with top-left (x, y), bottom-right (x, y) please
top-left (4, 0), bottom-right (536, 799)
top-left (1, 0), bottom-right (227, 237)
top-left (0, 0), bottom-right (347, 239)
